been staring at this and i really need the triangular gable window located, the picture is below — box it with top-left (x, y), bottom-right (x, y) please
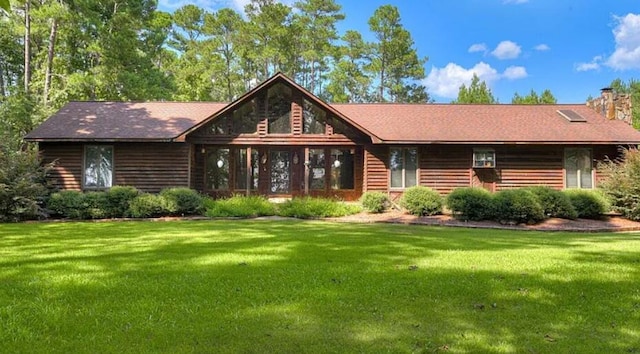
top-left (267, 83), bottom-right (292, 134)
top-left (303, 99), bottom-right (327, 134)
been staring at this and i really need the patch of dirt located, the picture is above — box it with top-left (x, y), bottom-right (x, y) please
top-left (329, 210), bottom-right (640, 232)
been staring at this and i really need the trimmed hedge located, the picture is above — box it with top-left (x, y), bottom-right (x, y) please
top-left (105, 186), bottom-right (140, 217)
top-left (205, 195), bottom-right (276, 218)
top-left (446, 187), bottom-right (495, 221)
top-left (47, 190), bottom-right (90, 219)
top-left (525, 186), bottom-right (577, 220)
top-left (277, 197), bottom-right (361, 219)
top-left (493, 189), bottom-right (545, 224)
top-left (563, 189), bottom-right (609, 219)
top-left (360, 191), bottom-right (389, 213)
top-left (127, 194), bottom-right (170, 218)
top-left (160, 187), bottom-right (203, 215)
top-left (400, 186), bottom-right (442, 216)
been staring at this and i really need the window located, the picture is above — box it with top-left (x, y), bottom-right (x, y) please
top-left (233, 98), bottom-right (261, 134)
top-left (565, 148), bottom-right (593, 188)
top-left (308, 149), bottom-right (326, 190)
top-left (390, 147), bottom-right (417, 189)
top-left (267, 83), bottom-right (292, 134)
top-left (303, 100), bottom-right (327, 134)
top-left (235, 148), bottom-right (259, 190)
top-left (84, 145), bottom-right (113, 189)
top-left (205, 148), bottom-right (230, 190)
top-left (473, 149), bottom-right (495, 168)
top-left (331, 149), bottom-right (354, 190)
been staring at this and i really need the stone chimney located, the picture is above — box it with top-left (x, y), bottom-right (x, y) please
top-left (586, 87), bottom-right (633, 125)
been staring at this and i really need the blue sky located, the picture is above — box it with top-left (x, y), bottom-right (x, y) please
top-left (159, 0), bottom-right (640, 103)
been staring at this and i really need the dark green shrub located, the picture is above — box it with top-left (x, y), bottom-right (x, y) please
top-left (525, 186), bottom-right (577, 220)
top-left (160, 187), bottom-right (203, 215)
top-left (400, 186), bottom-right (442, 216)
top-left (563, 189), bottom-right (609, 219)
top-left (85, 191), bottom-right (108, 219)
top-left (493, 189), bottom-right (544, 224)
top-left (598, 148), bottom-right (640, 220)
top-left (446, 187), bottom-right (495, 221)
top-left (47, 190), bottom-right (89, 219)
top-left (104, 186), bottom-right (140, 217)
top-left (0, 149), bottom-right (53, 222)
top-left (360, 191), bottom-right (389, 213)
top-left (277, 197), bottom-right (361, 219)
top-left (205, 195), bottom-right (276, 218)
top-left (127, 194), bottom-right (169, 218)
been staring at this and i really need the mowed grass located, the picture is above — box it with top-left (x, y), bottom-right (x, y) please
top-left (0, 220), bottom-right (639, 353)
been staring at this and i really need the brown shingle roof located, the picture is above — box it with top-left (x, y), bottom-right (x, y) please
top-left (332, 103), bottom-right (640, 144)
top-left (24, 101), bottom-right (227, 142)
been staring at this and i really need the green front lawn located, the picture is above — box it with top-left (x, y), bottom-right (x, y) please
top-left (0, 220), bottom-right (639, 353)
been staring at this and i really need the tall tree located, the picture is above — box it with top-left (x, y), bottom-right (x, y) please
top-left (325, 30), bottom-right (372, 102)
top-left (366, 5), bottom-right (427, 102)
top-left (453, 74), bottom-right (496, 104)
top-left (292, 0), bottom-right (344, 95)
top-left (512, 89), bottom-right (557, 104)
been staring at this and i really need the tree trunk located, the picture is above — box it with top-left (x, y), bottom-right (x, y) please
top-left (24, 0), bottom-right (31, 93)
top-left (43, 17), bottom-right (58, 107)
top-left (0, 63), bottom-right (5, 98)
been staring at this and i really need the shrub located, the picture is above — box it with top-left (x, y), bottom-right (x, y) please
top-left (85, 191), bottom-right (109, 219)
top-left (277, 197), bottom-right (361, 219)
top-left (493, 189), bottom-right (545, 224)
top-left (160, 187), bottom-right (203, 215)
top-left (400, 186), bottom-right (442, 216)
top-left (598, 148), bottom-right (640, 220)
top-left (127, 194), bottom-right (170, 218)
top-left (0, 149), bottom-right (53, 222)
top-left (525, 186), bottom-right (577, 220)
top-left (563, 189), bottom-right (609, 219)
top-left (205, 195), bottom-right (276, 218)
top-left (47, 190), bottom-right (89, 219)
top-left (360, 191), bottom-right (389, 213)
top-left (446, 187), bottom-right (495, 221)
top-left (104, 186), bottom-right (140, 217)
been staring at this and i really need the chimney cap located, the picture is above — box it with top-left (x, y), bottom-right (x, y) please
top-left (601, 87), bottom-right (613, 92)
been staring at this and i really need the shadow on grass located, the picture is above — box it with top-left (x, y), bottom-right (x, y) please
top-left (0, 220), bottom-right (639, 353)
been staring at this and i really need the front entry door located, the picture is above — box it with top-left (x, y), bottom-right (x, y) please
top-left (270, 150), bottom-right (291, 194)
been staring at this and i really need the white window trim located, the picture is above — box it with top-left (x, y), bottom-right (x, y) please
top-left (473, 148), bottom-right (496, 168)
top-left (390, 147), bottom-right (418, 189)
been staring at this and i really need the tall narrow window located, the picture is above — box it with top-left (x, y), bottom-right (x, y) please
top-left (565, 148), bottom-right (593, 189)
top-left (233, 98), bottom-right (261, 134)
top-left (331, 149), bottom-right (355, 190)
top-left (84, 145), bottom-right (113, 189)
top-left (303, 100), bottom-right (327, 134)
top-left (309, 149), bottom-right (326, 190)
top-left (390, 147), bottom-right (418, 189)
top-left (235, 148), bottom-right (259, 190)
top-left (206, 148), bottom-right (230, 190)
top-left (267, 83), bottom-right (292, 134)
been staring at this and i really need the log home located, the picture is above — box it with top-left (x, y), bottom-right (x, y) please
top-left (25, 73), bottom-right (640, 201)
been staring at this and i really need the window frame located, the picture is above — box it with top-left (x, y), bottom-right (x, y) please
top-left (564, 148), bottom-right (594, 189)
top-left (389, 147), bottom-right (418, 189)
top-left (473, 148), bottom-right (496, 168)
top-left (83, 145), bottom-right (114, 190)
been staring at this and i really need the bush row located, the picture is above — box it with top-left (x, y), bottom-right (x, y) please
top-left (47, 186), bottom-right (203, 219)
top-left (204, 195), bottom-right (361, 219)
top-left (360, 186), bottom-right (609, 224)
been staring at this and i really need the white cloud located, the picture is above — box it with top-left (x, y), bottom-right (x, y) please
top-left (491, 40), bottom-right (522, 59)
top-left (576, 56), bottom-right (603, 72)
top-left (468, 43), bottom-right (487, 53)
top-left (606, 13), bottom-right (640, 70)
top-left (424, 62), bottom-right (527, 98)
top-left (534, 44), bottom-right (550, 51)
top-left (503, 66), bottom-right (528, 79)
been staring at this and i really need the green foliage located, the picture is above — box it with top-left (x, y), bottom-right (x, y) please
top-left (512, 89), bottom-right (557, 104)
top-left (204, 195), bottom-right (276, 218)
top-left (277, 197), bottom-right (361, 219)
top-left (360, 191), bottom-right (389, 213)
top-left (47, 190), bottom-right (89, 219)
top-left (0, 149), bottom-right (53, 222)
top-left (493, 189), bottom-right (545, 224)
top-left (84, 191), bottom-right (108, 219)
top-left (104, 186), bottom-right (140, 218)
top-left (159, 187), bottom-right (203, 215)
top-left (563, 189), bottom-right (609, 219)
top-left (400, 186), bottom-right (442, 216)
top-left (598, 148), bottom-right (640, 220)
top-left (127, 194), bottom-right (170, 218)
top-left (446, 187), bottom-right (495, 221)
top-left (525, 186), bottom-right (577, 219)
top-left (453, 74), bottom-right (496, 104)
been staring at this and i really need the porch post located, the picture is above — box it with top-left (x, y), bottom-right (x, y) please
top-left (246, 147), bottom-right (252, 196)
top-left (304, 147), bottom-right (309, 195)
